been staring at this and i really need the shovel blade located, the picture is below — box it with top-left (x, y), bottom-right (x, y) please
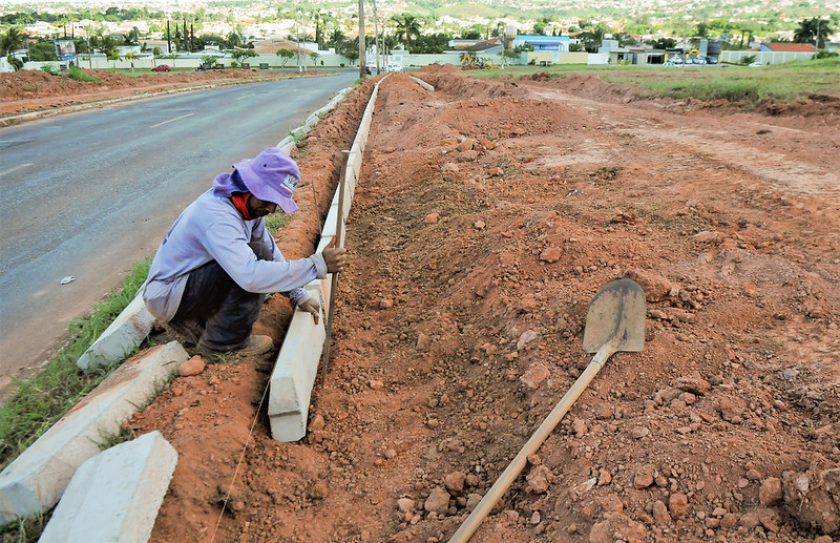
top-left (583, 278), bottom-right (646, 354)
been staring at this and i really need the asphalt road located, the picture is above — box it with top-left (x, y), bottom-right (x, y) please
top-left (0, 72), bottom-right (357, 385)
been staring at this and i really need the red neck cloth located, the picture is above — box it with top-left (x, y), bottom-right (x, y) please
top-left (230, 192), bottom-right (252, 220)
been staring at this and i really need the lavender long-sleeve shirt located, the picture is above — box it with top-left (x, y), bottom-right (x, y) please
top-left (142, 189), bottom-right (326, 322)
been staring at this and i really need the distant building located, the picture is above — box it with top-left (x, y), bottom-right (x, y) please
top-left (512, 35), bottom-right (572, 53)
top-left (758, 42), bottom-right (817, 53)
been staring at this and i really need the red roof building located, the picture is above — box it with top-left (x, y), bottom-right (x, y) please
top-left (759, 42), bottom-right (818, 53)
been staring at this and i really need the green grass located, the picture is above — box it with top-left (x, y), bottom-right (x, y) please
top-left (264, 213), bottom-right (291, 234)
top-left (66, 65), bottom-right (97, 82)
top-left (0, 512), bottom-right (51, 543)
top-left (0, 259), bottom-right (151, 471)
top-left (467, 57), bottom-right (840, 105)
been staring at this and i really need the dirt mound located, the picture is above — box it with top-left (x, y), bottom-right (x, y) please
top-left (127, 71), bottom-right (838, 542)
top-left (0, 68), bottom-right (316, 116)
top-left (419, 63), bottom-right (460, 75)
top-left (550, 74), bottom-right (653, 105)
top-left (757, 94), bottom-right (840, 117)
top-left (525, 72), bottom-right (554, 82)
top-left (419, 71), bottom-right (529, 100)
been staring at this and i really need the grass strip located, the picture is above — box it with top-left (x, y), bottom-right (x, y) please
top-left (0, 259), bottom-right (150, 471)
top-left (467, 57), bottom-right (840, 105)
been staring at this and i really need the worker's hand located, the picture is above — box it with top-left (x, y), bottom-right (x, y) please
top-left (299, 298), bottom-right (321, 324)
top-left (322, 246), bottom-right (348, 274)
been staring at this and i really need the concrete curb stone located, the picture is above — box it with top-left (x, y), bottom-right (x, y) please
top-left (38, 431), bottom-right (177, 543)
top-left (409, 76), bottom-right (435, 92)
top-left (77, 295), bottom-right (154, 372)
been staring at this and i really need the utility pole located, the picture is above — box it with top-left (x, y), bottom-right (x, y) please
top-left (815, 18), bottom-right (822, 50)
top-left (86, 27), bottom-right (92, 69)
top-left (358, 0), bottom-right (366, 78)
top-left (371, 0), bottom-right (381, 74)
top-left (166, 19), bottom-right (172, 55)
top-left (296, 17), bottom-right (301, 72)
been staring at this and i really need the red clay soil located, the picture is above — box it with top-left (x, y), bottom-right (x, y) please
top-left (130, 69), bottom-right (838, 543)
top-left (0, 69), bottom-right (317, 116)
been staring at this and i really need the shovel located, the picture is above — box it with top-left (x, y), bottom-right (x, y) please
top-left (447, 278), bottom-right (646, 543)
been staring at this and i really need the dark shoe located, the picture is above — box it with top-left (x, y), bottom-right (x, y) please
top-left (196, 335), bottom-right (274, 357)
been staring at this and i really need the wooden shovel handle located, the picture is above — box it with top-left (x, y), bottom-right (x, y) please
top-left (447, 345), bottom-right (613, 543)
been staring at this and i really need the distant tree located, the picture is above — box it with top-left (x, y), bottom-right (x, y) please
top-left (0, 26), bottom-right (26, 56)
top-left (327, 28), bottom-right (346, 51)
top-left (70, 38), bottom-right (87, 54)
top-left (6, 54), bottom-right (23, 70)
top-left (412, 33), bottom-right (448, 54)
top-left (616, 33), bottom-right (637, 47)
top-left (533, 17), bottom-right (550, 35)
top-left (794, 17), bottom-right (833, 48)
top-left (461, 30), bottom-right (482, 40)
top-left (339, 37), bottom-right (359, 63)
top-left (696, 22), bottom-right (709, 38)
top-left (123, 27), bottom-right (140, 45)
top-left (227, 31), bottom-right (242, 48)
top-left (276, 48), bottom-right (295, 66)
top-left (392, 14), bottom-right (421, 49)
top-left (233, 47), bottom-right (257, 64)
top-left (28, 41), bottom-right (59, 61)
top-left (152, 46), bottom-right (163, 56)
top-left (647, 37), bottom-right (677, 49)
top-left (312, 9), bottom-right (329, 49)
top-left (201, 54), bottom-right (218, 68)
top-left (310, 51), bottom-right (319, 64)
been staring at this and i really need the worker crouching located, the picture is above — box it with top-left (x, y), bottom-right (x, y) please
top-left (142, 147), bottom-right (346, 356)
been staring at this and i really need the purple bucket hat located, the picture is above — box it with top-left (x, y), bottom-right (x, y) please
top-left (233, 147), bottom-right (301, 213)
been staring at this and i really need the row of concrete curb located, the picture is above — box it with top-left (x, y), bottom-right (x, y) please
top-left (410, 76), bottom-right (435, 92)
top-left (276, 86), bottom-right (353, 152)
top-left (268, 75), bottom-right (390, 442)
top-left (0, 75), bottom-right (295, 129)
top-left (74, 84), bottom-right (355, 374)
top-left (0, 341), bottom-right (188, 524)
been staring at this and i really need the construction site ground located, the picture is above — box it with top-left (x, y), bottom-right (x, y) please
top-left (127, 67), bottom-right (838, 543)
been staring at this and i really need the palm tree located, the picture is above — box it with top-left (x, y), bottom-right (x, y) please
top-left (392, 14), bottom-right (421, 50)
top-left (1, 26), bottom-right (27, 56)
top-left (794, 17), bottom-right (833, 49)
